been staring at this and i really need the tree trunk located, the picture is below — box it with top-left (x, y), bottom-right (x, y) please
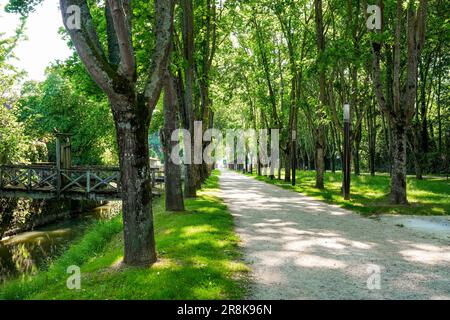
top-left (60, 0), bottom-right (175, 267)
top-left (353, 127), bottom-right (361, 175)
top-left (181, 0), bottom-right (197, 198)
top-left (437, 67), bottom-right (442, 153)
top-left (257, 157), bottom-right (261, 176)
top-left (314, 0), bottom-right (326, 190)
top-left (410, 125), bottom-right (424, 180)
top-left (162, 74), bottom-right (185, 212)
top-left (367, 102), bottom-right (376, 176)
top-left (331, 153), bottom-right (336, 173)
top-left (113, 97), bottom-right (156, 266)
top-left (315, 143), bottom-right (325, 189)
top-left (284, 149), bottom-right (291, 182)
top-left (390, 119), bottom-right (408, 204)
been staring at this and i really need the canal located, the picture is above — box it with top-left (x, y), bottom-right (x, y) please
top-left (0, 204), bottom-right (119, 283)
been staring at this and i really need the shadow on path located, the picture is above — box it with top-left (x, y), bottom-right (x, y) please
top-left (219, 169), bottom-right (450, 300)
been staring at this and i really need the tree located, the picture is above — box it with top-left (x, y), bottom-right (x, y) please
top-left (161, 70), bottom-right (185, 211)
top-left (178, 0), bottom-right (197, 198)
top-left (367, 0), bottom-right (428, 204)
top-left (0, 16), bottom-right (29, 164)
top-left (59, 0), bottom-right (175, 266)
top-left (313, 0), bottom-right (327, 189)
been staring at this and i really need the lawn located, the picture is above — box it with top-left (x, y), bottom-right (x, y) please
top-left (0, 170), bottom-right (249, 300)
top-left (245, 170), bottom-right (449, 216)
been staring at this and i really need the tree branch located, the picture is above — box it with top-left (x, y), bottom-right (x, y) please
top-left (60, 0), bottom-right (116, 96)
top-left (144, 0), bottom-right (175, 112)
top-left (107, 0), bottom-right (135, 81)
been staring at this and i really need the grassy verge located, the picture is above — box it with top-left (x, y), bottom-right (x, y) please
top-left (0, 170), bottom-right (249, 300)
top-left (244, 170), bottom-right (449, 216)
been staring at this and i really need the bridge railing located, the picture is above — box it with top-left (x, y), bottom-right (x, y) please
top-left (59, 168), bottom-right (121, 195)
top-left (0, 165), bottom-right (121, 197)
top-left (0, 165), bottom-right (59, 192)
top-left (0, 165), bottom-right (163, 200)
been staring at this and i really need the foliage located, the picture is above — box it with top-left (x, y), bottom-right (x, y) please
top-left (16, 65), bottom-right (118, 165)
top-left (0, 14), bottom-right (40, 164)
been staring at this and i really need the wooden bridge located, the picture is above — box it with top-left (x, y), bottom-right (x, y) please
top-left (0, 134), bottom-right (164, 201)
top-left (0, 164), bottom-right (164, 201)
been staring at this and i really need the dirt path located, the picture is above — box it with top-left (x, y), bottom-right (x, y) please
top-left (218, 169), bottom-right (450, 300)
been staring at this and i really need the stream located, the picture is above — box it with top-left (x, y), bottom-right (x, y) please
top-left (0, 204), bottom-right (118, 283)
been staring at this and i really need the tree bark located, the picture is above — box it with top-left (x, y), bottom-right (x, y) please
top-left (410, 124), bottom-right (424, 180)
top-left (60, 0), bottom-right (175, 266)
top-left (353, 127), bottom-right (361, 176)
top-left (162, 73), bottom-right (185, 212)
top-left (181, 0), bottom-right (197, 198)
top-left (315, 143), bottom-right (325, 189)
top-left (314, 0), bottom-right (326, 189)
top-left (366, 0), bottom-right (428, 204)
top-left (390, 118), bottom-right (408, 204)
top-left (284, 149), bottom-right (291, 182)
top-left (112, 96), bottom-right (156, 266)
top-left (367, 102), bottom-right (377, 176)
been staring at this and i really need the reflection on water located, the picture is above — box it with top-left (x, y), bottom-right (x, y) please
top-left (0, 204), bottom-right (117, 283)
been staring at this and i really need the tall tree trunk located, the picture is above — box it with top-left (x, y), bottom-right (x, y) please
top-left (353, 131), bottom-right (361, 176)
top-left (410, 124), bottom-right (424, 180)
top-left (381, 112), bottom-right (392, 175)
top-left (113, 97), bottom-right (155, 266)
top-left (181, 0), bottom-right (197, 198)
top-left (437, 67), bottom-right (442, 153)
top-left (60, 0), bottom-right (175, 266)
top-left (314, 0), bottom-right (326, 189)
top-left (367, 102), bottom-right (377, 176)
top-left (315, 142), bottom-right (325, 189)
top-left (162, 73), bottom-right (185, 211)
top-left (390, 119), bottom-right (408, 204)
top-left (284, 150), bottom-right (291, 182)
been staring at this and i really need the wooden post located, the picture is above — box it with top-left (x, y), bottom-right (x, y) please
top-left (343, 104), bottom-right (351, 200)
top-left (151, 169), bottom-right (156, 188)
top-left (86, 170), bottom-right (91, 193)
top-left (55, 133), bottom-right (72, 197)
top-left (56, 137), bottom-right (62, 198)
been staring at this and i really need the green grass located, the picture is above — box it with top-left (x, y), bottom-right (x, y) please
top-left (245, 170), bottom-right (449, 216)
top-left (0, 170), bottom-right (249, 300)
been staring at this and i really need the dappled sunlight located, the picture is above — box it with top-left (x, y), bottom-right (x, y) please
top-left (181, 225), bottom-right (219, 237)
top-left (246, 168), bottom-right (449, 216)
top-left (399, 244), bottom-right (450, 265)
top-left (284, 237), bottom-right (373, 252)
top-left (110, 256), bottom-right (124, 268)
top-left (294, 254), bottom-right (347, 269)
top-left (329, 210), bottom-right (350, 216)
top-left (220, 169), bottom-right (450, 299)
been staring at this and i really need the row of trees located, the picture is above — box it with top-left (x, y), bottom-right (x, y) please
top-left (211, 0), bottom-right (449, 204)
top-left (6, 0), bottom-right (224, 266)
top-left (3, 0), bottom-right (448, 266)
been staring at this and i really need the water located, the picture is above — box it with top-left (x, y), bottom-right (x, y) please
top-left (0, 205), bottom-right (117, 283)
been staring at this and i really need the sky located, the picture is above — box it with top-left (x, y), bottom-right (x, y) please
top-left (1, 0), bottom-right (72, 81)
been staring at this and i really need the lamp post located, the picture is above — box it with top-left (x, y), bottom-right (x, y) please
top-left (343, 104), bottom-right (351, 200)
top-left (292, 130), bottom-right (297, 186)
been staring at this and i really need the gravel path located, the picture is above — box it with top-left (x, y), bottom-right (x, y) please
top-left (219, 169), bottom-right (450, 300)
